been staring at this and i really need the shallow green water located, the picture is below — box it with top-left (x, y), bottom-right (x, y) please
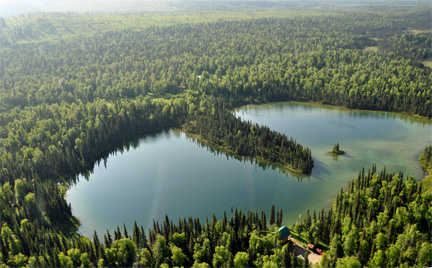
top-left (66, 102), bottom-right (431, 237)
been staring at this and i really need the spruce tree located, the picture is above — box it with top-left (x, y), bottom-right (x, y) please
top-left (123, 223), bottom-right (129, 238)
top-left (93, 231), bottom-right (101, 259)
top-left (140, 226), bottom-right (148, 249)
top-left (281, 245), bottom-right (291, 268)
top-left (132, 221), bottom-right (140, 248)
top-left (270, 204), bottom-right (276, 226)
top-left (277, 208), bottom-right (283, 227)
top-left (260, 209), bottom-right (267, 230)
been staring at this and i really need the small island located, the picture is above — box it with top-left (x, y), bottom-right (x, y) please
top-left (329, 143), bottom-right (345, 156)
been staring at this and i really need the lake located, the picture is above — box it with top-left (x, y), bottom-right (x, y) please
top-left (66, 102), bottom-right (432, 238)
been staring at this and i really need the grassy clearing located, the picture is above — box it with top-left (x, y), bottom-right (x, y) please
top-left (289, 229), bottom-right (328, 250)
top-left (405, 28), bottom-right (432, 34)
top-left (364, 46), bottom-right (379, 52)
top-left (421, 61), bottom-right (432, 68)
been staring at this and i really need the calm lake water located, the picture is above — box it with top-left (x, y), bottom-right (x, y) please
top-left (66, 102), bottom-right (432, 238)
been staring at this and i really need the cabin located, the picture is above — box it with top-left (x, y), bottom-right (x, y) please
top-left (275, 226), bottom-right (291, 244)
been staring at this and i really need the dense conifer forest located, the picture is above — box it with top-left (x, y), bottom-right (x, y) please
top-left (0, 1), bottom-right (431, 267)
top-left (294, 165), bottom-right (432, 267)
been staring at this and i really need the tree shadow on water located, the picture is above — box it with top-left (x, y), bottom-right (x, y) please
top-left (309, 158), bottom-right (331, 180)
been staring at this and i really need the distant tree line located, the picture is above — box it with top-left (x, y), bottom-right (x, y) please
top-left (1, 13), bottom-right (431, 116)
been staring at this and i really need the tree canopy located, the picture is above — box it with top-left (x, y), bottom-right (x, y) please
top-left (0, 3), bottom-right (431, 267)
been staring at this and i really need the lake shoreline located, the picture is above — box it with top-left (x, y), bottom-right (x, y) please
top-left (328, 150), bottom-right (345, 156)
top-left (418, 151), bottom-right (432, 191)
top-left (67, 101), bottom-right (431, 238)
top-left (238, 100), bottom-right (432, 123)
top-left (68, 100), bottom-right (429, 186)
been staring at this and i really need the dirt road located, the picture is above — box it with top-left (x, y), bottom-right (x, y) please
top-left (289, 236), bottom-right (322, 265)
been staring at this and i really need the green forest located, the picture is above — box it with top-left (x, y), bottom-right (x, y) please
top-left (0, 1), bottom-right (431, 267)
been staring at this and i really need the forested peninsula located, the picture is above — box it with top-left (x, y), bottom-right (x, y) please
top-left (0, 1), bottom-right (431, 267)
top-left (183, 108), bottom-right (313, 174)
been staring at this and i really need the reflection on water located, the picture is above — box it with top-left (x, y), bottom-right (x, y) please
top-left (70, 128), bottom-right (170, 184)
top-left (184, 133), bottom-right (309, 181)
top-left (67, 102), bottom-right (431, 238)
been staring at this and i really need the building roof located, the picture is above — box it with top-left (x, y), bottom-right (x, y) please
top-left (277, 226), bottom-right (291, 239)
